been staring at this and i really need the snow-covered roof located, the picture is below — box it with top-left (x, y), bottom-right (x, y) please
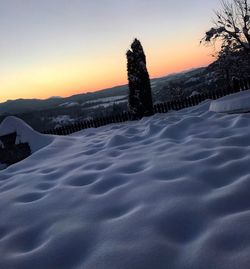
top-left (0, 116), bottom-right (53, 153)
top-left (210, 89), bottom-right (250, 113)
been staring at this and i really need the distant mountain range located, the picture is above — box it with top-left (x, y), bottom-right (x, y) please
top-left (0, 66), bottom-right (210, 116)
top-left (0, 65), bottom-right (220, 132)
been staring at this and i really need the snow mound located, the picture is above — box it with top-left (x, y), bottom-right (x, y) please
top-left (1, 102), bottom-right (250, 268)
top-left (0, 116), bottom-right (54, 153)
top-left (210, 89), bottom-right (250, 113)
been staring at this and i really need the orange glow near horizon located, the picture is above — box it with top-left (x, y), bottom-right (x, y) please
top-left (0, 0), bottom-right (222, 103)
top-left (0, 45), bottom-right (214, 103)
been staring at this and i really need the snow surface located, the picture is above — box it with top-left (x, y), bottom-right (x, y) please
top-left (59, 102), bottom-right (79, 108)
top-left (0, 163), bottom-right (7, 170)
top-left (190, 90), bottom-right (199, 97)
top-left (210, 89), bottom-right (250, 113)
top-left (89, 100), bottom-right (127, 109)
top-left (1, 102), bottom-right (250, 268)
top-left (84, 95), bottom-right (127, 105)
top-left (51, 115), bottom-right (75, 127)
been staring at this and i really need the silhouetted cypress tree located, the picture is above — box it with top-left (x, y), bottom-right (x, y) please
top-left (126, 39), bottom-right (153, 119)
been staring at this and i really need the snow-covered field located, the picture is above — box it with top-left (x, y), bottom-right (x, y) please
top-left (84, 95), bottom-right (127, 109)
top-left (1, 98), bottom-right (250, 269)
top-left (51, 115), bottom-right (75, 128)
top-left (59, 102), bottom-right (79, 108)
top-left (89, 100), bottom-right (127, 109)
top-left (84, 95), bottom-right (127, 105)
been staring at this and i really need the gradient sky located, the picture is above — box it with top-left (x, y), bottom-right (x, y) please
top-left (0, 0), bottom-right (221, 102)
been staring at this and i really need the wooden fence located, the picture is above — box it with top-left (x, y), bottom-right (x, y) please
top-left (43, 77), bottom-right (250, 136)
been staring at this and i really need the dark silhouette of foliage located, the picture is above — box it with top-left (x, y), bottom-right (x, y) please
top-left (201, 0), bottom-right (250, 84)
top-left (126, 39), bottom-right (153, 119)
top-left (202, 0), bottom-right (250, 53)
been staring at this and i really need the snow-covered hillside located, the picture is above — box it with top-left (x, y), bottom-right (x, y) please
top-left (1, 99), bottom-right (250, 269)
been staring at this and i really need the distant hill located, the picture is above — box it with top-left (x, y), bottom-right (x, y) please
top-left (0, 67), bottom-right (208, 116)
top-left (0, 66), bottom-right (220, 131)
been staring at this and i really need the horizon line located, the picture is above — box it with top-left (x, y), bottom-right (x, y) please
top-left (0, 65), bottom-right (209, 104)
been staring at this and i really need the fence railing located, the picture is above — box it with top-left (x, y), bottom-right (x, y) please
top-left (43, 77), bottom-right (250, 136)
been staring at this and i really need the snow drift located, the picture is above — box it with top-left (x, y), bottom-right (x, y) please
top-left (0, 116), bottom-right (53, 153)
top-left (210, 89), bottom-right (250, 113)
top-left (1, 101), bottom-right (250, 268)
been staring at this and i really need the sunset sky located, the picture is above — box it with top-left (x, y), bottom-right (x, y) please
top-left (0, 0), bottom-right (221, 102)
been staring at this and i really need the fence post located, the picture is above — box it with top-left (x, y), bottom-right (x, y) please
top-left (162, 103), bottom-right (167, 113)
top-left (158, 103), bottom-right (163, 113)
top-left (247, 77), bottom-right (250, 89)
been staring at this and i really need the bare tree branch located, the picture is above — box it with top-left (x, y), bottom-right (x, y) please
top-left (201, 0), bottom-right (250, 52)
